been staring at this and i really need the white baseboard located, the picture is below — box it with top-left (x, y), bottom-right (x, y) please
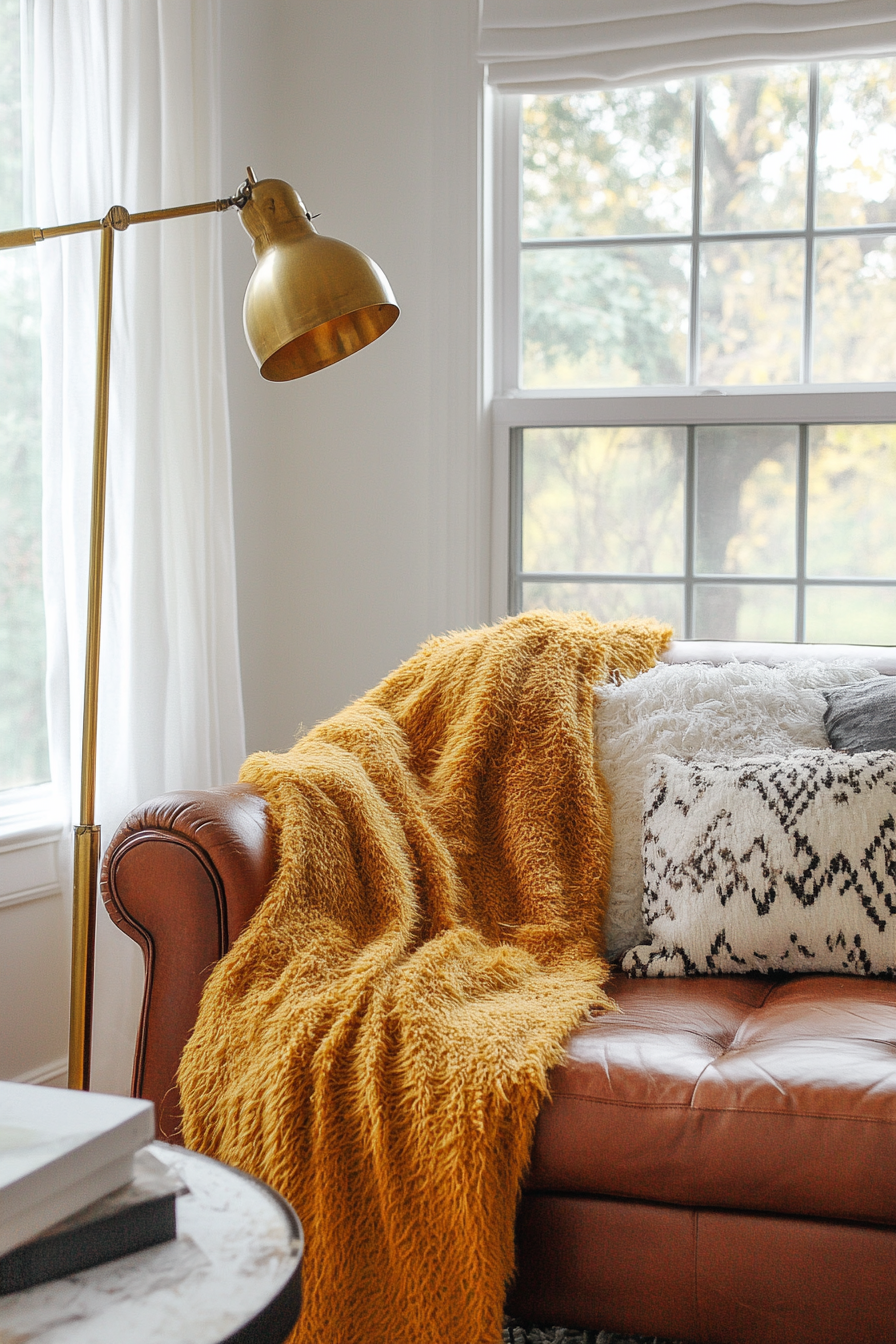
top-left (11, 1055), bottom-right (68, 1088)
top-left (0, 882), bottom-right (61, 911)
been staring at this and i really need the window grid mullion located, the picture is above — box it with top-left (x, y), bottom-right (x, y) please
top-left (796, 425), bottom-right (810, 640)
top-left (517, 573), bottom-right (896, 586)
top-left (509, 428), bottom-right (524, 614)
top-left (502, 95), bottom-right (523, 395)
top-left (803, 65), bottom-right (820, 385)
top-left (520, 222), bottom-right (894, 251)
top-left (688, 80), bottom-right (705, 387)
top-left (684, 427), bottom-right (696, 636)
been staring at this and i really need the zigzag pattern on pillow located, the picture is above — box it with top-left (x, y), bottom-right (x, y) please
top-left (623, 750), bottom-right (896, 978)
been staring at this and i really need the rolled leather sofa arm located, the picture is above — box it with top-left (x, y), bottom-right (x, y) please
top-left (101, 784), bottom-right (275, 1141)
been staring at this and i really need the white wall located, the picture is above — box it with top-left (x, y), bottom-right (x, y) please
top-left (0, 830), bottom-right (67, 1086)
top-left (221, 0), bottom-right (489, 753)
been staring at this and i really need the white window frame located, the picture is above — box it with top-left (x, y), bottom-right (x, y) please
top-left (487, 88), bottom-right (896, 630)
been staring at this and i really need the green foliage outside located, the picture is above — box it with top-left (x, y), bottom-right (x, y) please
top-left (702, 66), bottom-right (809, 232)
top-left (813, 63), bottom-right (896, 381)
top-left (816, 61), bottom-right (896, 228)
top-left (522, 426), bottom-right (686, 575)
top-left (522, 83), bottom-right (694, 240)
top-left (522, 83), bottom-right (693, 387)
top-left (522, 59), bottom-right (896, 387)
top-left (522, 245), bottom-right (690, 387)
top-left (0, 0), bottom-right (48, 790)
top-left (807, 424), bottom-right (896, 579)
top-left (522, 424), bottom-right (896, 644)
top-left (699, 237), bottom-right (805, 385)
top-left (695, 426), bottom-right (797, 578)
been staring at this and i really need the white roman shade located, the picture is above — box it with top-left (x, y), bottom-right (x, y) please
top-left (478, 0), bottom-right (896, 91)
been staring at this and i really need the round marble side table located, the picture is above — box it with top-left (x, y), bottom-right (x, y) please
top-left (0, 1142), bottom-right (303, 1344)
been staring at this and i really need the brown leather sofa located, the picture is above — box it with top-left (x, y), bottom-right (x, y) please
top-left (102, 641), bottom-right (896, 1344)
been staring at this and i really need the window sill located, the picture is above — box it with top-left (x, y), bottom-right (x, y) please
top-left (0, 784), bottom-right (65, 850)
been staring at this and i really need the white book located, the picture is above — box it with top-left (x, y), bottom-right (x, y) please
top-left (0, 1082), bottom-right (155, 1257)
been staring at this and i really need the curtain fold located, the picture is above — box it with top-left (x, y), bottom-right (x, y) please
top-left (478, 0), bottom-right (896, 90)
top-left (33, 0), bottom-right (246, 1092)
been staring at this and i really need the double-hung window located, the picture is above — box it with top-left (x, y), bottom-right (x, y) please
top-left (491, 59), bottom-right (896, 643)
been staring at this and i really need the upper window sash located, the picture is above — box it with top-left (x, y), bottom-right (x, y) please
top-left (493, 67), bottom-right (896, 398)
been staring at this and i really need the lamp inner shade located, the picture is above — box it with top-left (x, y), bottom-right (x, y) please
top-left (261, 303), bottom-right (399, 381)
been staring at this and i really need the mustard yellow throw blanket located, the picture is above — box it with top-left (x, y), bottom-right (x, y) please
top-left (179, 611), bottom-right (671, 1344)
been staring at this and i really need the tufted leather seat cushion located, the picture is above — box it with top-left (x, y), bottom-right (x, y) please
top-left (527, 973), bottom-right (896, 1225)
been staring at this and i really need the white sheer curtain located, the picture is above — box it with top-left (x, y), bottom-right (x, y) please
top-left (479, 0), bottom-right (896, 90)
top-left (33, 0), bottom-right (246, 1092)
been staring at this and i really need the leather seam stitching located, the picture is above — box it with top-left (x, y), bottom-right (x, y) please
top-left (590, 1028), bottom-right (732, 1051)
top-left (546, 1093), bottom-right (896, 1124)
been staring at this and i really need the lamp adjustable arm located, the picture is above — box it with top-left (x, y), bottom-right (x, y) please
top-left (0, 170), bottom-right (261, 254)
top-left (0, 191), bottom-right (244, 252)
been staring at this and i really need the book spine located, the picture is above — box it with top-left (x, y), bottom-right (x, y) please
top-left (0, 1196), bottom-right (177, 1296)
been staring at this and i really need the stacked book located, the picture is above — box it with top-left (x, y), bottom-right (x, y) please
top-left (0, 1081), bottom-right (184, 1294)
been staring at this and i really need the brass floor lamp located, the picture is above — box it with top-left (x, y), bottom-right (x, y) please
top-left (0, 169), bottom-right (399, 1090)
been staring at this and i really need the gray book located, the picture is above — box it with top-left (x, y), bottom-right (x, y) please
top-left (0, 1148), bottom-right (188, 1295)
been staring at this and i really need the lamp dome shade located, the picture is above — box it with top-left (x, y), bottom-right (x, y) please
top-left (239, 178), bottom-right (399, 381)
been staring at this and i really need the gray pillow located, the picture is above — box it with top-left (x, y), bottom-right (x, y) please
top-left (823, 678), bottom-right (896, 753)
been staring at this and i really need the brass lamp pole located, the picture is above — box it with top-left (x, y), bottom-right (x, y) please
top-left (0, 168), bottom-right (399, 1090)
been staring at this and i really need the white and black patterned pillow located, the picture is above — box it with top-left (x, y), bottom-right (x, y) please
top-left (622, 750), bottom-right (896, 978)
top-left (593, 659), bottom-right (879, 962)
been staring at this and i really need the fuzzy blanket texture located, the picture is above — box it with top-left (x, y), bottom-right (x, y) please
top-left (178, 611), bottom-right (671, 1344)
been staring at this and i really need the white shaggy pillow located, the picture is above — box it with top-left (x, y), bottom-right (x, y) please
top-left (622, 750), bottom-right (896, 978)
top-left (594, 659), bottom-right (881, 961)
